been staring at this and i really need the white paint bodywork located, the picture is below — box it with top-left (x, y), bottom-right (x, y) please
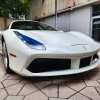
top-left (1, 20), bottom-right (100, 77)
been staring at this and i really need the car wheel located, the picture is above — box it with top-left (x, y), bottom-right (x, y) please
top-left (2, 40), bottom-right (12, 73)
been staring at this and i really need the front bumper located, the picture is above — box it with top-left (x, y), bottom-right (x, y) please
top-left (17, 51), bottom-right (100, 77)
top-left (21, 60), bottom-right (100, 77)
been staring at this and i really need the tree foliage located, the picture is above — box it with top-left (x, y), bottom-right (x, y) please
top-left (0, 0), bottom-right (30, 19)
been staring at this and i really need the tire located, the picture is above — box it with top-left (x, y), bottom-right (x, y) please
top-left (2, 40), bottom-right (12, 73)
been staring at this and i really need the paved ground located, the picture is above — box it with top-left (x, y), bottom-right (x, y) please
top-left (1, 56), bottom-right (100, 100)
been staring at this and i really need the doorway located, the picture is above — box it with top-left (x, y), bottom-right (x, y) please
top-left (92, 4), bottom-right (100, 42)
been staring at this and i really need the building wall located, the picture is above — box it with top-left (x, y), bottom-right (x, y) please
top-left (30, 0), bottom-right (98, 20)
top-left (0, 17), bottom-right (5, 30)
top-left (0, 17), bottom-right (12, 30)
top-left (40, 13), bottom-right (70, 32)
top-left (30, 0), bottom-right (68, 19)
top-left (40, 6), bottom-right (91, 36)
top-left (40, 0), bottom-right (55, 17)
top-left (70, 6), bottom-right (92, 35)
top-left (76, 0), bottom-right (88, 5)
top-left (29, 0), bottom-right (42, 20)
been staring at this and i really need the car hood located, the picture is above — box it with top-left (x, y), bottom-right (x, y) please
top-left (14, 30), bottom-right (100, 53)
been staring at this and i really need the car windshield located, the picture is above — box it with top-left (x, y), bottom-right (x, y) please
top-left (11, 21), bottom-right (57, 31)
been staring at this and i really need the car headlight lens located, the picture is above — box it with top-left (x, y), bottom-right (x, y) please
top-left (14, 31), bottom-right (46, 50)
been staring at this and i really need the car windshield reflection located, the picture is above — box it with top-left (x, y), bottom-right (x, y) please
top-left (11, 21), bottom-right (57, 31)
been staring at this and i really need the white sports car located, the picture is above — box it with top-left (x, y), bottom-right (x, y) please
top-left (0, 20), bottom-right (100, 77)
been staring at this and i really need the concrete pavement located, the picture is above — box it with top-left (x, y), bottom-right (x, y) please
top-left (0, 56), bottom-right (100, 100)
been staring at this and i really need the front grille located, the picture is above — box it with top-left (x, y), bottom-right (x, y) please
top-left (27, 58), bottom-right (71, 73)
top-left (80, 53), bottom-right (98, 68)
top-left (93, 54), bottom-right (98, 60)
top-left (80, 56), bottom-right (92, 68)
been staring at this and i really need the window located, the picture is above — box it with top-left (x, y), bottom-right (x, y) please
top-left (11, 21), bottom-right (57, 31)
top-left (92, 18), bottom-right (100, 41)
top-left (92, 5), bottom-right (100, 16)
top-left (92, 4), bottom-right (100, 42)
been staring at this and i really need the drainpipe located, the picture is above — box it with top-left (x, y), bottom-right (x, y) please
top-left (55, 0), bottom-right (57, 29)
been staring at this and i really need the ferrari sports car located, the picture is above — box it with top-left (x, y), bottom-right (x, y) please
top-left (0, 20), bottom-right (100, 77)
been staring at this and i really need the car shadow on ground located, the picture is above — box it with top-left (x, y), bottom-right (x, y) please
top-left (1, 51), bottom-right (100, 86)
top-left (19, 66), bottom-right (100, 85)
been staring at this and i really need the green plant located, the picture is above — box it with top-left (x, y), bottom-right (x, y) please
top-left (0, 0), bottom-right (30, 19)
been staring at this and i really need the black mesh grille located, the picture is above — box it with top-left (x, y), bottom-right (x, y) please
top-left (27, 58), bottom-right (71, 73)
top-left (93, 54), bottom-right (98, 60)
top-left (80, 57), bottom-right (92, 68)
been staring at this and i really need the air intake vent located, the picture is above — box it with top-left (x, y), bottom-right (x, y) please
top-left (27, 58), bottom-right (71, 73)
top-left (80, 57), bottom-right (92, 68)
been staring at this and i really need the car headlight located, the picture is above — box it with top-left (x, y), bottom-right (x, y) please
top-left (14, 31), bottom-right (46, 50)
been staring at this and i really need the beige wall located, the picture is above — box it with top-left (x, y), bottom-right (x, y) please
top-left (0, 17), bottom-right (12, 30)
top-left (0, 17), bottom-right (5, 30)
top-left (30, 0), bottom-right (41, 20)
top-left (30, 0), bottom-right (68, 19)
top-left (76, 0), bottom-right (88, 5)
top-left (41, 0), bottom-right (55, 17)
top-left (30, 0), bottom-right (99, 19)
top-left (76, 0), bottom-right (99, 5)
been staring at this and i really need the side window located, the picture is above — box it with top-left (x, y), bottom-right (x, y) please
top-left (11, 23), bottom-right (16, 29)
